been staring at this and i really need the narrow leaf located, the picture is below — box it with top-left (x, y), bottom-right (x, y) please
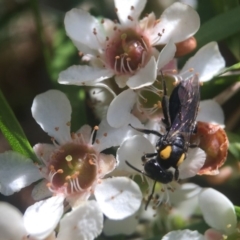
top-left (0, 89), bottom-right (37, 162)
top-left (218, 62), bottom-right (240, 76)
top-left (195, 6), bottom-right (240, 47)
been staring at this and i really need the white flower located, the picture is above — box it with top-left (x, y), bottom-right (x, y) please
top-left (0, 200), bottom-right (57, 240)
top-left (197, 100), bottom-right (225, 126)
top-left (116, 120), bottom-right (206, 207)
top-left (199, 188), bottom-right (237, 237)
top-left (180, 42), bottom-right (225, 82)
top-left (58, 1), bottom-right (200, 90)
top-left (0, 90), bottom-right (142, 240)
top-left (162, 230), bottom-right (205, 240)
top-left (106, 41), bottom-right (225, 128)
top-left (161, 188), bottom-right (238, 240)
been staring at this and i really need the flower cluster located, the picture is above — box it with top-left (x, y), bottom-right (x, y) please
top-left (0, 90), bottom-right (142, 239)
top-left (0, 0), bottom-right (232, 239)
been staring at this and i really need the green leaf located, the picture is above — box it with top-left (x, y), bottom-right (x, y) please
top-left (0, 89), bottom-right (37, 162)
top-left (234, 206), bottom-right (240, 220)
top-left (49, 26), bottom-right (78, 81)
top-left (218, 62), bottom-right (240, 76)
top-left (227, 132), bottom-right (240, 160)
top-left (200, 75), bottom-right (239, 100)
top-left (195, 6), bottom-right (240, 48)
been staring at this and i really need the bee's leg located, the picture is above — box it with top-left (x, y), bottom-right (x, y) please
top-left (129, 124), bottom-right (163, 137)
top-left (174, 168), bottom-right (179, 181)
top-left (141, 153), bottom-right (157, 162)
top-left (145, 180), bottom-right (157, 210)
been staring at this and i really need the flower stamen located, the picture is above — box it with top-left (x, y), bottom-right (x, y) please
top-left (141, 36), bottom-right (148, 50)
top-left (114, 56), bottom-right (120, 73)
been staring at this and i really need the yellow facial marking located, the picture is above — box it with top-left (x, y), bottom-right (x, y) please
top-left (177, 153), bottom-right (185, 166)
top-left (160, 146), bottom-right (172, 160)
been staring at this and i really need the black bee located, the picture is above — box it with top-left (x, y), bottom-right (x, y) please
top-left (126, 73), bottom-right (200, 209)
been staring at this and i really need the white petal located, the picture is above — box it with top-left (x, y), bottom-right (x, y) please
top-left (169, 184), bottom-right (201, 219)
top-left (151, 2), bottom-right (200, 44)
top-left (76, 125), bottom-right (92, 144)
top-left (58, 200), bottom-right (103, 240)
top-left (181, 42), bottom-right (225, 82)
top-left (115, 75), bottom-right (129, 88)
top-left (33, 143), bottom-right (56, 166)
top-left (0, 202), bottom-right (27, 240)
top-left (94, 177), bottom-right (142, 220)
top-left (23, 195), bottom-right (64, 239)
top-left (157, 40), bottom-right (176, 70)
top-left (0, 151), bottom-right (42, 196)
top-left (197, 100), bottom-right (225, 125)
top-left (32, 90), bottom-right (72, 144)
top-left (116, 135), bottom-right (155, 174)
top-left (162, 230), bottom-right (204, 240)
top-left (127, 57), bottom-right (157, 89)
top-left (199, 188), bottom-right (237, 235)
top-left (144, 120), bottom-right (165, 144)
top-left (31, 180), bottom-right (52, 201)
top-left (71, 39), bottom-right (98, 55)
top-left (169, 183), bottom-right (202, 205)
top-left (64, 8), bottom-right (104, 50)
top-left (58, 65), bottom-right (113, 85)
top-left (103, 213), bottom-right (138, 236)
top-left (139, 12), bottom-right (156, 30)
top-left (179, 148), bottom-right (206, 179)
top-left (114, 0), bottom-right (146, 26)
top-left (99, 153), bottom-right (117, 177)
top-left (44, 232), bottom-right (57, 240)
top-left (107, 89), bottom-right (137, 128)
top-left (172, 194), bottom-right (199, 219)
top-left (94, 116), bottom-right (143, 152)
top-left (88, 86), bottom-right (114, 120)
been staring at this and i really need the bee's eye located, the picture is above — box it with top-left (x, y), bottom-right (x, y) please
top-left (159, 146), bottom-right (172, 160)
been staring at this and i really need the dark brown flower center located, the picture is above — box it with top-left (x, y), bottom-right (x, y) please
top-left (48, 143), bottom-right (98, 195)
top-left (105, 29), bottom-right (151, 74)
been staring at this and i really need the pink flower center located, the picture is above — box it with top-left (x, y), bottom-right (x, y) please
top-left (105, 29), bottom-right (151, 75)
top-left (47, 143), bottom-right (98, 195)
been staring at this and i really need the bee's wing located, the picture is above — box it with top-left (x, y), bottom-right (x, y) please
top-left (166, 74), bottom-right (200, 141)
